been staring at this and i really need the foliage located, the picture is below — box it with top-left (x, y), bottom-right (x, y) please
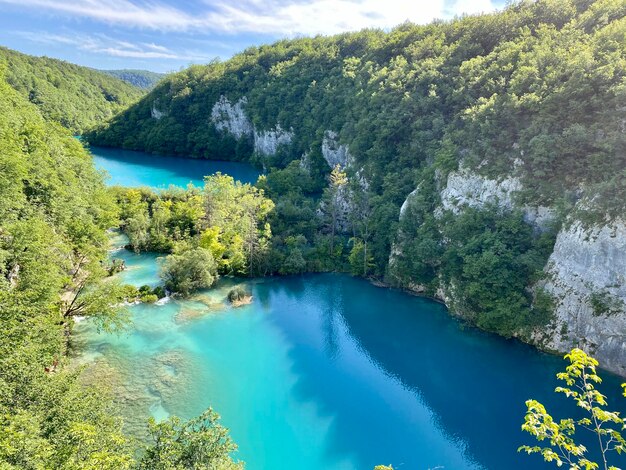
top-left (86, 0), bottom-right (626, 335)
top-left (392, 199), bottom-right (556, 336)
top-left (1, 46), bottom-right (144, 133)
top-left (227, 286), bottom-right (248, 303)
top-left (0, 70), bottom-right (242, 468)
top-left (520, 348), bottom-right (626, 470)
top-left (589, 290), bottom-right (625, 317)
top-left (101, 69), bottom-right (165, 89)
top-left (112, 174), bottom-right (274, 278)
top-left (139, 408), bottom-right (242, 470)
top-left (0, 70), bottom-right (133, 467)
top-left (160, 247), bottom-right (218, 295)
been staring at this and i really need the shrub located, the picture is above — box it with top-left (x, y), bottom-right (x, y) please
top-left (160, 247), bottom-right (218, 295)
top-left (227, 286), bottom-right (247, 303)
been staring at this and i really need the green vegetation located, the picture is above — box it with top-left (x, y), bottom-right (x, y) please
top-left (161, 247), bottom-right (218, 295)
top-left (87, 0), bottom-right (626, 335)
top-left (520, 348), bottom-right (626, 470)
top-left (0, 46), bottom-right (144, 133)
top-left (0, 69), bottom-right (240, 467)
top-left (101, 69), bottom-right (165, 89)
top-left (138, 409), bottom-right (242, 470)
top-left (111, 173), bottom-right (274, 294)
top-left (227, 286), bottom-right (248, 303)
top-left (589, 290), bottom-right (625, 317)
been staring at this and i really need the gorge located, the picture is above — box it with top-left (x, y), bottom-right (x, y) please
top-left (2, 0), bottom-right (626, 468)
top-left (74, 147), bottom-right (626, 469)
top-left (87, 0), bottom-right (626, 376)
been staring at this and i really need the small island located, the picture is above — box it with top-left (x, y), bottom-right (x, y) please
top-left (227, 286), bottom-right (253, 307)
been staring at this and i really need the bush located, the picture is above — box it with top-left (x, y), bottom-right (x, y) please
top-left (160, 247), bottom-right (218, 295)
top-left (140, 293), bottom-right (158, 303)
top-left (152, 285), bottom-right (167, 299)
top-left (227, 286), bottom-right (247, 303)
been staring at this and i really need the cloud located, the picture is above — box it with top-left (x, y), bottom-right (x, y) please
top-left (14, 31), bottom-right (212, 60)
top-left (1, 0), bottom-right (499, 35)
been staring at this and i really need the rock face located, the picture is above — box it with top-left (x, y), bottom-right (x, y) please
top-left (151, 102), bottom-right (166, 120)
top-left (254, 125), bottom-right (293, 156)
top-left (210, 96), bottom-right (253, 138)
top-left (540, 220), bottom-right (626, 376)
top-left (438, 168), bottom-right (556, 231)
top-left (394, 167), bottom-right (625, 375)
top-left (210, 95), bottom-right (293, 157)
top-left (322, 130), bottom-right (353, 169)
top-left (440, 168), bottom-right (521, 213)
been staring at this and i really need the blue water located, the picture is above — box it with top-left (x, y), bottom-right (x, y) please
top-left (77, 147), bottom-right (626, 470)
top-left (90, 146), bottom-right (260, 188)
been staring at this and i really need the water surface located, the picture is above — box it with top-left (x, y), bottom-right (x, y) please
top-left (90, 146), bottom-right (260, 188)
top-left (77, 147), bottom-right (626, 470)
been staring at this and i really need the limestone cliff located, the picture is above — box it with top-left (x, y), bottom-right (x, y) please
top-left (539, 220), bottom-right (626, 376)
top-left (396, 167), bottom-right (626, 375)
top-left (210, 96), bottom-right (253, 138)
top-left (322, 130), bottom-right (353, 169)
top-left (254, 125), bottom-right (293, 156)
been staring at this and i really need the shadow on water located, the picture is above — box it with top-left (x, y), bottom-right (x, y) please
top-left (257, 274), bottom-right (626, 470)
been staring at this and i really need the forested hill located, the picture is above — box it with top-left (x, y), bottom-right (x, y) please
top-left (0, 47), bottom-right (144, 133)
top-left (101, 69), bottom-right (165, 89)
top-left (88, 0), bottom-right (626, 216)
top-left (0, 61), bottom-right (242, 468)
top-left (87, 0), bottom-right (626, 374)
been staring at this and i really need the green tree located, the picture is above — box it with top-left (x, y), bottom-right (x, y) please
top-left (160, 247), bottom-right (218, 295)
top-left (139, 408), bottom-right (243, 470)
top-left (520, 348), bottom-right (626, 470)
top-left (348, 237), bottom-right (374, 276)
top-left (322, 164), bottom-right (348, 257)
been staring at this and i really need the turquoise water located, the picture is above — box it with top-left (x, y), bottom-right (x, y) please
top-left (90, 146), bottom-right (260, 188)
top-left (77, 148), bottom-right (626, 470)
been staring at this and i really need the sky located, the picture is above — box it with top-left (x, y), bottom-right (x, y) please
top-left (0, 0), bottom-right (507, 73)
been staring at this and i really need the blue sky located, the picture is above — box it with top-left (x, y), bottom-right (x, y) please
top-left (0, 0), bottom-right (506, 73)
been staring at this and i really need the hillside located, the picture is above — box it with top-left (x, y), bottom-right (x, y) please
top-left (101, 69), bottom-right (165, 89)
top-left (87, 0), bottom-right (626, 374)
top-left (0, 47), bottom-right (144, 133)
top-left (0, 61), bottom-right (240, 467)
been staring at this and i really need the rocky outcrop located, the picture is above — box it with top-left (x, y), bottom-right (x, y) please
top-left (440, 168), bottom-right (521, 214)
top-left (539, 220), bottom-right (626, 375)
top-left (399, 188), bottom-right (420, 217)
top-left (210, 96), bottom-right (253, 138)
top-left (393, 167), bottom-right (626, 375)
top-left (254, 125), bottom-right (293, 156)
top-left (151, 102), bottom-right (166, 120)
top-left (438, 168), bottom-right (556, 231)
top-left (210, 95), bottom-right (293, 157)
top-left (322, 130), bottom-right (353, 169)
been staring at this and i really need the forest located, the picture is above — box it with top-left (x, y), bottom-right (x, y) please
top-left (88, 0), bottom-right (626, 338)
top-left (101, 69), bottom-right (165, 90)
top-left (0, 47), bottom-right (144, 133)
top-left (2, 0), bottom-right (626, 467)
top-left (0, 66), bottom-right (242, 467)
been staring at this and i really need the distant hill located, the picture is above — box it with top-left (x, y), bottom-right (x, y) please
top-left (101, 69), bottom-right (165, 89)
top-left (0, 46), bottom-right (144, 133)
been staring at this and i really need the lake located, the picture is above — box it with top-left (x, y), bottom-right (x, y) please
top-left (77, 147), bottom-right (626, 470)
top-left (90, 145), bottom-right (261, 188)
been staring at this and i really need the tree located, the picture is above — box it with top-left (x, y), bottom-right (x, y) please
top-left (160, 247), bottom-right (218, 295)
top-left (348, 237), bottom-right (374, 276)
top-left (139, 408), bottom-right (242, 470)
top-left (322, 164), bottom-right (348, 257)
top-left (520, 348), bottom-right (626, 470)
top-left (63, 279), bottom-right (130, 333)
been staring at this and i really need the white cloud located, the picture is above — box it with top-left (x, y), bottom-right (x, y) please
top-left (14, 31), bottom-right (212, 60)
top-left (1, 0), bottom-right (499, 35)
